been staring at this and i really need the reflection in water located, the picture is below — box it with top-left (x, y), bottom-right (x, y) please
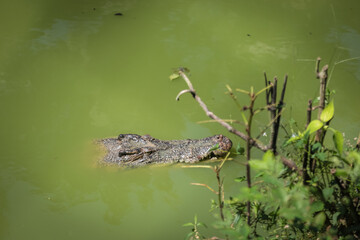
top-left (30, 18), bottom-right (102, 68)
top-left (98, 166), bottom-right (179, 225)
top-left (327, 26), bottom-right (360, 82)
top-left (0, 150), bottom-right (180, 227)
top-left (31, 19), bottom-right (75, 51)
top-left (247, 41), bottom-right (292, 60)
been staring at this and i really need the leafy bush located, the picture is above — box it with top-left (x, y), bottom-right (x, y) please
top-left (179, 59), bottom-right (360, 239)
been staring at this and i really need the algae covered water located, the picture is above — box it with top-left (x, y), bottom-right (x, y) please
top-left (1, 0), bottom-right (360, 239)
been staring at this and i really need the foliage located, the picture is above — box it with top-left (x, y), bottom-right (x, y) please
top-left (183, 215), bottom-right (208, 240)
top-left (225, 149), bottom-right (360, 239)
top-left (185, 114), bottom-right (360, 239)
top-left (179, 62), bottom-right (360, 239)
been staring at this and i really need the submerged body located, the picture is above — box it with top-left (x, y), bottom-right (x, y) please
top-left (98, 134), bottom-right (232, 167)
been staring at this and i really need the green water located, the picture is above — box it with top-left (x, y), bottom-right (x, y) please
top-left (1, 0), bottom-right (360, 239)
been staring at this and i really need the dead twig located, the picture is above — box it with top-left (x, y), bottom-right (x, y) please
top-left (197, 119), bottom-right (243, 125)
top-left (176, 70), bottom-right (268, 152)
top-left (315, 57), bottom-right (329, 142)
top-left (191, 183), bottom-right (218, 194)
top-left (269, 75), bottom-right (288, 154)
top-left (303, 99), bottom-right (312, 184)
top-left (176, 89), bottom-right (195, 100)
top-left (175, 69), bottom-right (301, 174)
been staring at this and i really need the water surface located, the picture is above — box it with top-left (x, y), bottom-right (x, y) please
top-left (1, 0), bottom-right (360, 239)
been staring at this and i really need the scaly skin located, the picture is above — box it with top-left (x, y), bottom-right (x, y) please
top-left (98, 134), bottom-right (232, 167)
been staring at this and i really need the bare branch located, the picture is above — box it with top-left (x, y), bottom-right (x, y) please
top-left (264, 72), bottom-right (270, 106)
top-left (177, 70), bottom-right (268, 151)
top-left (278, 75), bottom-right (288, 113)
top-left (281, 156), bottom-right (300, 172)
top-left (197, 119), bottom-right (243, 125)
top-left (312, 105), bottom-right (320, 111)
top-left (315, 57), bottom-right (321, 77)
top-left (176, 89), bottom-right (195, 101)
top-left (315, 62), bottom-right (329, 142)
top-left (306, 99), bottom-right (313, 128)
top-left (175, 70), bottom-right (301, 173)
top-left (270, 75), bottom-right (288, 154)
top-left (269, 77), bottom-right (278, 153)
top-left (191, 183), bottom-right (218, 194)
top-left (303, 99), bottom-right (313, 184)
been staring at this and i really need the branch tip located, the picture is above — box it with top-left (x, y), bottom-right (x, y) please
top-left (176, 89), bottom-right (195, 101)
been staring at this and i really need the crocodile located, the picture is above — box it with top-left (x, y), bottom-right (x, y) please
top-left (98, 134), bottom-right (232, 167)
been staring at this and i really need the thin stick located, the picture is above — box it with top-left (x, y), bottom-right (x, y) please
top-left (269, 77), bottom-right (278, 153)
top-left (216, 169), bottom-right (225, 221)
top-left (226, 84), bottom-right (243, 110)
top-left (197, 119), bottom-right (243, 125)
top-left (244, 92), bottom-right (256, 226)
top-left (315, 58), bottom-right (329, 142)
top-left (271, 76), bottom-right (288, 154)
top-left (176, 89), bottom-right (195, 101)
top-left (306, 100), bottom-right (312, 128)
top-left (264, 72), bottom-right (270, 106)
top-left (190, 183), bottom-right (218, 194)
top-left (328, 56), bottom-right (360, 85)
top-left (303, 99), bottom-right (312, 184)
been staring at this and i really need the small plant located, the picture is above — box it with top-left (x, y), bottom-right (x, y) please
top-left (183, 215), bottom-right (208, 240)
top-left (173, 58), bottom-right (360, 239)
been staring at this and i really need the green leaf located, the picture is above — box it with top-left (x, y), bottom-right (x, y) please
top-left (182, 223), bottom-right (194, 227)
top-left (314, 152), bottom-right (326, 161)
top-left (331, 212), bottom-right (341, 225)
top-left (322, 187), bottom-right (334, 201)
top-left (185, 232), bottom-right (194, 240)
top-left (285, 135), bottom-right (302, 145)
top-left (249, 160), bottom-right (267, 170)
top-left (234, 176), bottom-right (246, 182)
top-left (347, 151), bottom-right (360, 165)
top-left (335, 169), bottom-right (348, 177)
top-left (311, 142), bottom-right (322, 152)
top-left (169, 73), bottom-right (180, 81)
top-left (310, 201), bottom-right (324, 213)
top-left (305, 120), bottom-right (323, 134)
top-left (333, 130), bottom-right (344, 155)
top-left (262, 150), bottom-right (275, 162)
top-left (313, 212), bottom-right (326, 229)
top-left (197, 222), bottom-right (207, 228)
top-left (235, 143), bottom-right (245, 155)
top-left (320, 100), bottom-right (334, 122)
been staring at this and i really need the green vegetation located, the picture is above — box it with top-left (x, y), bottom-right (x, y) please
top-left (173, 59), bottom-right (360, 239)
